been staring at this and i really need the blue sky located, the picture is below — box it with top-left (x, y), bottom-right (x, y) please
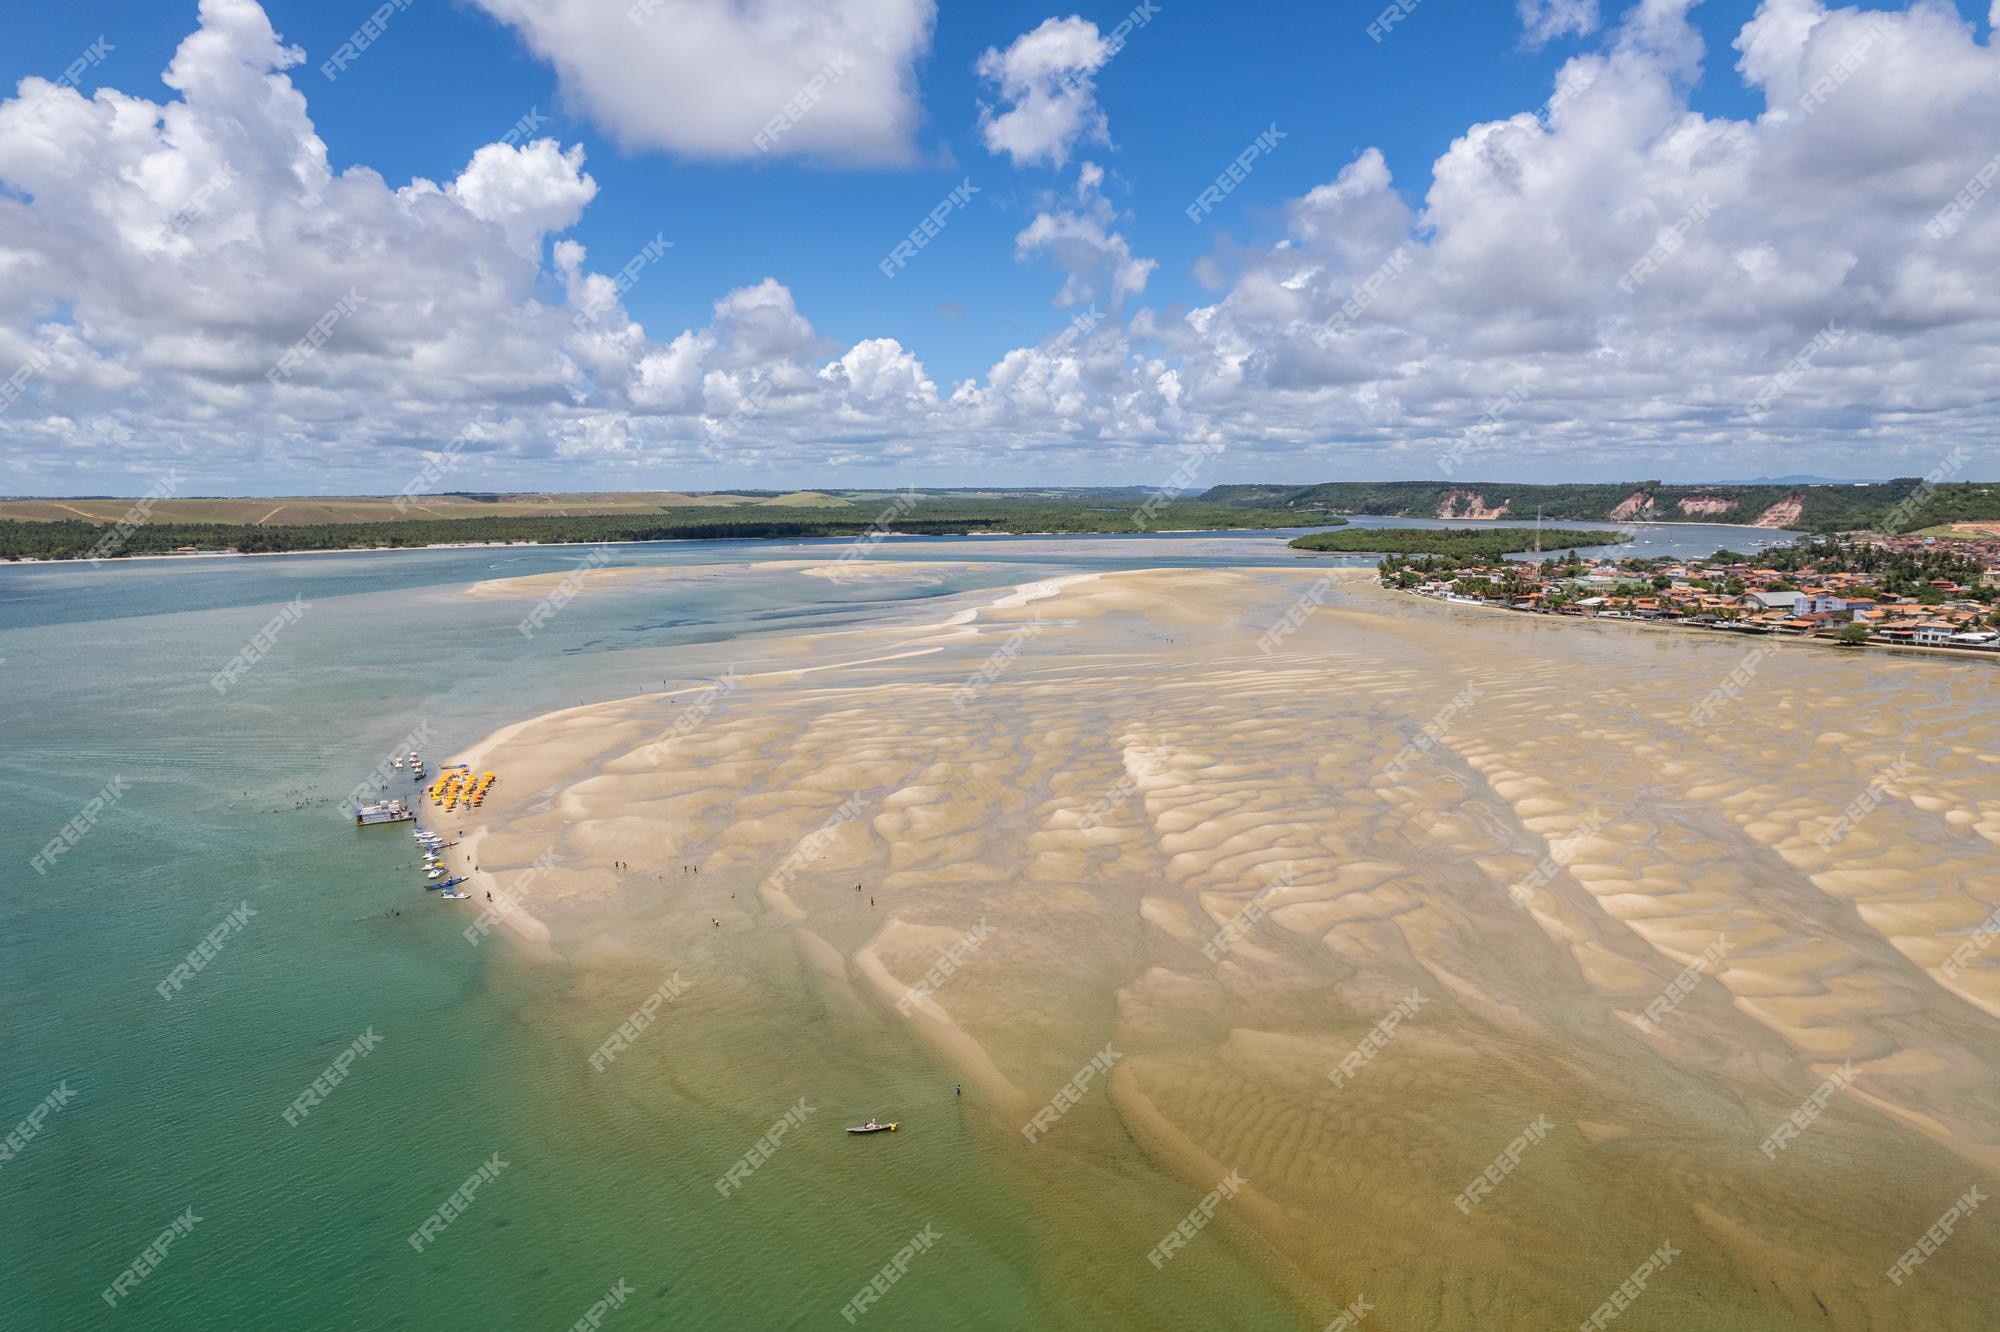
top-left (9, 0), bottom-right (1823, 381)
top-left (2, 1), bottom-right (1998, 493)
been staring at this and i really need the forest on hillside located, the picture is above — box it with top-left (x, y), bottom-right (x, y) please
top-left (1203, 479), bottom-right (2000, 533)
top-left (0, 499), bottom-right (1336, 562)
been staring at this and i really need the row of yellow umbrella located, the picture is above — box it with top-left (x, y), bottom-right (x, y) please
top-left (428, 768), bottom-right (497, 811)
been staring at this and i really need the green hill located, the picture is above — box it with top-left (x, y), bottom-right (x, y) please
top-left (1200, 479), bottom-right (2000, 534)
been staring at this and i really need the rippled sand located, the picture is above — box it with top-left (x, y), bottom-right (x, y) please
top-left (453, 566), bottom-right (2000, 1329)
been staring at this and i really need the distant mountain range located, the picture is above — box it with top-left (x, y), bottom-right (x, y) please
top-left (1709, 475), bottom-right (1887, 485)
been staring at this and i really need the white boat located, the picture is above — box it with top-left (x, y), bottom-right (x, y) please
top-left (440, 891), bottom-right (470, 900)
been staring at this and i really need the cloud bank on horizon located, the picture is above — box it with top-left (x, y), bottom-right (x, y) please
top-left (1, 0), bottom-right (1998, 495)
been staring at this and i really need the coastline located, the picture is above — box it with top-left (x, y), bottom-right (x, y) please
top-left (1380, 582), bottom-right (2000, 664)
top-left (1320, 513), bottom-right (1804, 530)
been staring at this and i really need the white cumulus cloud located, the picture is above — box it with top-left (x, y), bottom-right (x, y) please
top-left (1518, 0), bottom-right (1601, 45)
top-left (469, 0), bottom-right (936, 166)
top-left (445, 139), bottom-right (597, 258)
top-left (975, 16), bottom-right (1112, 168)
top-left (1014, 163), bottom-right (1156, 310)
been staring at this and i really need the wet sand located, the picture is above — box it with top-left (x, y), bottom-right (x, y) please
top-left (441, 563), bottom-right (2000, 1329)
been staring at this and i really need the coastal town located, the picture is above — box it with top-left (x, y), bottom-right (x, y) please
top-left (1382, 532), bottom-right (2000, 653)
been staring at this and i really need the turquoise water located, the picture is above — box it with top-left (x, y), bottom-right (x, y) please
top-left (0, 534), bottom-right (1317, 1330)
top-left (0, 521), bottom-right (1798, 1330)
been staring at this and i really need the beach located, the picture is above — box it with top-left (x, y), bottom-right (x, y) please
top-left (427, 560), bottom-right (2000, 1329)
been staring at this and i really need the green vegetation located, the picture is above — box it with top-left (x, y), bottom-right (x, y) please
top-left (1204, 479), bottom-right (2000, 534)
top-left (1751, 535), bottom-right (1993, 600)
top-left (0, 497), bottom-right (1335, 562)
top-left (1288, 526), bottom-right (1624, 562)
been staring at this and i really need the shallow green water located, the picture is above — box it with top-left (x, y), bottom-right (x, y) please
top-left (1, 536), bottom-right (1337, 1331)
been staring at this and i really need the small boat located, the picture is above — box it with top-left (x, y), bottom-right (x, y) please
top-left (846, 1120), bottom-right (898, 1134)
top-left (440, 891), bottom-right (470, 900)
top-left (437, 877), bottom-right (467, 889)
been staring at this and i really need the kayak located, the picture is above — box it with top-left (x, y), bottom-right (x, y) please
top-left (846, 1121), bottom-right (898, 1134)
